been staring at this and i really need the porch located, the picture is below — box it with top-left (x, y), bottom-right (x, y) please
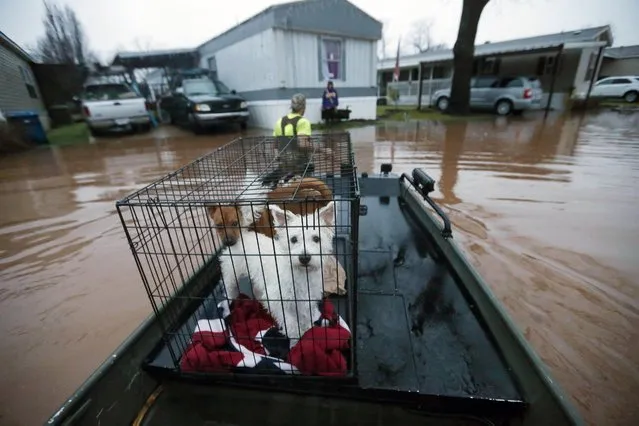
top-left (379, 41), bottom-right (609, 112)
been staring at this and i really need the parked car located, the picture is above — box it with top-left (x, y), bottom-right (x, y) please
top-left (574, 76), bottom-right (639, 103)
top-left (159, 77), bottom-right (249, 133)
top-left (80, 82), bottom-right (151, 136)
top-left (431, 76), bottom-right (543, 116)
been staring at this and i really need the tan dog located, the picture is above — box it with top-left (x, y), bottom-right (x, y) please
top-left (207, 204), bottom-right (243, 248)
top-left (322, 256), bottom-right (347, 296)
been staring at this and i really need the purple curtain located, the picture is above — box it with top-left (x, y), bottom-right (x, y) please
top-left (323, 40), bottom-right (341, 79)
top-left (327, 62), bottom-right (339, 79)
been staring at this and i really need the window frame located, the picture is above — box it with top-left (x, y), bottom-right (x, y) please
top-left (18, 65), bottom-right (38, 99)
top-left (318, 37), bottom-right (345, 81)
top-left (473, 76), bottom-right (499, 88)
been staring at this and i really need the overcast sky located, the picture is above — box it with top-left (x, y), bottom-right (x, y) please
top-left (1, 0), bottom-right (637, 62)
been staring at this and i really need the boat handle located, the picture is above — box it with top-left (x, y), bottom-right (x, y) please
top-left (400, 168), bottom-right (453, 239)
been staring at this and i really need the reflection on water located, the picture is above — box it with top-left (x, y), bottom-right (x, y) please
top-left (354, 112), bottom-right (639, 426)
top-left (1, 113), bottom-right (638, 425)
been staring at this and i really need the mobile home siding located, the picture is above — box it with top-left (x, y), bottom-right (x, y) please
top-left (600, 57), bottom-right (639, 77)
top-left (0, 43), bottom-right (49, 130)
top-left (274, 30), bottom-right (377, 88)
top-left (199, 29), bottom-right (277, 93)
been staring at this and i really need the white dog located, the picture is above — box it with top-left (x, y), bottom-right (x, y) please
top-left (218, 201), bottom-right (336, 341)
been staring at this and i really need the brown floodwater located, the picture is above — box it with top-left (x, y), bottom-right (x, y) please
top-left (1, 112), bottom-right (638, 425)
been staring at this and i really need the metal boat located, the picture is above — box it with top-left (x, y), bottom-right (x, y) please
top-left (45, 134), bottom-right (583, 426)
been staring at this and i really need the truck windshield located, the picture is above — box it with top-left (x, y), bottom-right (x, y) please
top-left (83, 84), bottom-right (137, 101)
top-left (183, 79), bottom-right (230, 96)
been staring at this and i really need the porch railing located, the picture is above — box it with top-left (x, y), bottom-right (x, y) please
top-left (383, 79), bottom-right (452, 105)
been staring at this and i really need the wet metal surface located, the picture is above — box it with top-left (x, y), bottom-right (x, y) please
top-left (1, 112), bottom-right (639, 425)
top-left (355, 182), bottom-right (521, 403)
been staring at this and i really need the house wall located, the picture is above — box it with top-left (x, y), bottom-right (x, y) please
top-left (498, 51), bottom-right (580, 93)
top-left (199, 28), bottom-right (278, 93)
top-left (0, 43), bottom-right (49, 130)
top-left (571, 46), bottom-right (607, 94)
top-left (382, 50), bottom-right (588, 110)
top-left (248, 30), bottom-right (377, 128)
top-left (199, 28), bottom-right (377, 129)
top-left (273, 29), bottom-right (377, 89)
top-left (600, 57), bottom-right (639, 78)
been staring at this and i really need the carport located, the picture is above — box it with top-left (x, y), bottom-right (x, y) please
top-left (415, 40), bottom-right (609, 116)
top-left (111, 48), bottom-right (200, 93)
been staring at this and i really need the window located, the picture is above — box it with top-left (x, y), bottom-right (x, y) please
top-left (183, 79), bottom-right (230, 96)
top-left (321, 38), bottom-right (343, 80)
top-left (477, 57), bottom-right (501, 75)
top-left (18, 65), bottom-right (38, 99)
top-left (474, 76), bottom-right (498, 88)
top-left (595, 79), bottom-right (612, 86)
top-left (611, 78), bottom-right (632, 84)
top-left (528, 77), bottom-right (542, 89)
top-left (496, 77), bottom-right (524, 88)
top-left (537, 56), bottom-right (559, 76)
top-left (83, 84), bottom-right (137, 101)
top-left (584, 53), bottom-right (598, 82)
top-left (432, 66), bottom-right (447, 79)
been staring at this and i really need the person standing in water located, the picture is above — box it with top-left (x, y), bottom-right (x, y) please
top-left (321, 81), bottom-right (339, 121)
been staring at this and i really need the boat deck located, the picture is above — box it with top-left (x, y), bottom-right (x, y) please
top-left (142, 174), bottom-right (525, 424)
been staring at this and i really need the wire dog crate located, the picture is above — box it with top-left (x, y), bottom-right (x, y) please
top-left (116, 133), bottom-right (360, 382)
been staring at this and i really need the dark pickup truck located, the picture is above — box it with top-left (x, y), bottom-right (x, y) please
top-left (159, 78), bottom-right (250, 133)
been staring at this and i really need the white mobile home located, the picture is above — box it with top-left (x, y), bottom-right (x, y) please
top-left (198, 0), bottom-right (381, 129)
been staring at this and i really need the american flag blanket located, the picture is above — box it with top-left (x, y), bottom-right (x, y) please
top-left (180, 295), bottom-right (351, 376)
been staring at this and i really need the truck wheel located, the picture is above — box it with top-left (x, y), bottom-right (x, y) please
top-left (88, 127), bottom-right (102, 137)
top-left (240, 121), bottom-right (248, 131)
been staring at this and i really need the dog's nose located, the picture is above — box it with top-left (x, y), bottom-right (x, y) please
top-left (298, 254), bottom-right (311, 266)
top-left (223, 237), bottom-right (237, 246)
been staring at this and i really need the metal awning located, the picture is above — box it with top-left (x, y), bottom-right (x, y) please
top-left (379, 40), bottom-right (610, 71)
top-left (111, 48), bottom-right (200, 69)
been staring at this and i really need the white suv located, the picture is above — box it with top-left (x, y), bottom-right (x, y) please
top-left (576, 76), bottom-right (639, 103)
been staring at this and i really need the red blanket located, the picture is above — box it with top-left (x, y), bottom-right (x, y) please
top-left (180, 295), bottom-right (351, 376)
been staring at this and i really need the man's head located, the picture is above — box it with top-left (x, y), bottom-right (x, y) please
top-left (291, 93), bottom-right (306, 115)
top-left (327, 81), bottom-right (334, 90)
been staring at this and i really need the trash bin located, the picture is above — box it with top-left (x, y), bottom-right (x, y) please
top-left (4, 111), bottom-right (49, 145)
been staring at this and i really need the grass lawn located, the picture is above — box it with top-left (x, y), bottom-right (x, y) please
top-left (377, 105), bottom-right (493, 122)
top-left (600, 100), bottom-right (638, 108)
top-left (47, 122), bottom-right (90, 145)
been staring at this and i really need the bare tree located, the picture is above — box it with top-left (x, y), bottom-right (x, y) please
top-left (409, 19), bottom-right (434, 53)
top-left (378, 19), bottom-right (392, 60)
top-left (34, 1), bottom-right (94, 65)
top-left (447, 0), bottom-right (491, 115)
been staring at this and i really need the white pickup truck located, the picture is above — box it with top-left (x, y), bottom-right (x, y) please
top-left (81, 82), bottom-right (151, 136)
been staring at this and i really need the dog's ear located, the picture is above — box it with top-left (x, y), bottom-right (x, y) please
top-left (318, 201), bottom-right (335, 227)
top-left (207, 205), bottom-right (219, 221)
top-left (269, 205), bottom-right (297, 228)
